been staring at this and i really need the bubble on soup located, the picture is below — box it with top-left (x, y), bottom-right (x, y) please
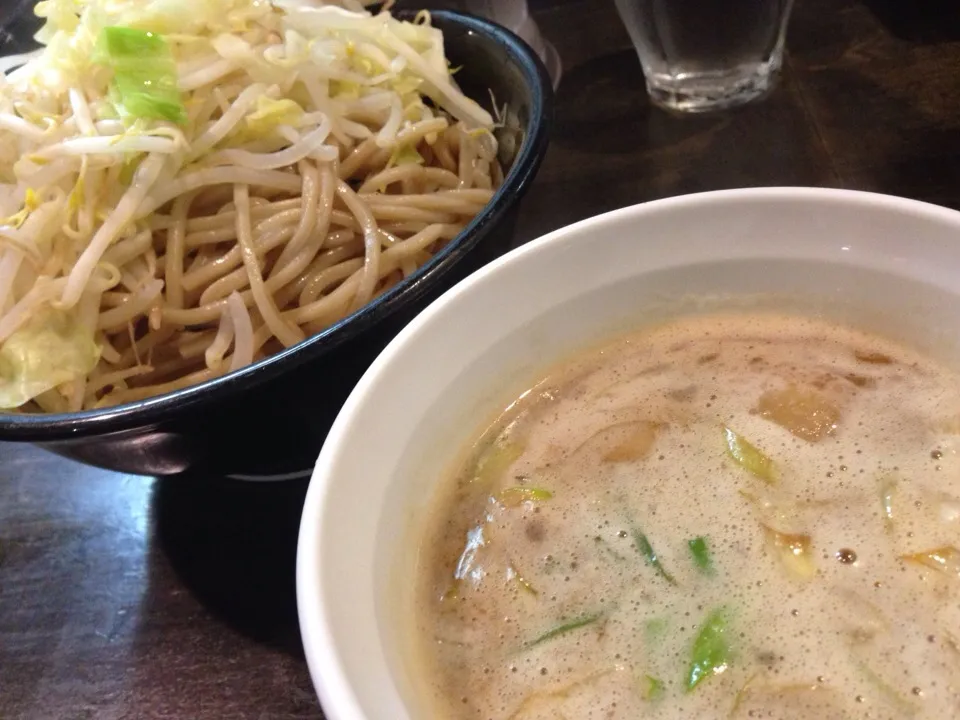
top-left (412, 313), bottom-right (960, 719)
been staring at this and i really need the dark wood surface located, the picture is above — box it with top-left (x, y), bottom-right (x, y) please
top-left (4, 0), bottom-right (960, 717)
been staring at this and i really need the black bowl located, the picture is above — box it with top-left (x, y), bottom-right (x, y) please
top-left (0, 7), bottom-right (553, 478)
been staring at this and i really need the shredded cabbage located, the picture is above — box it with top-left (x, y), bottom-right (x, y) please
top-left (388, 142), bottom-right (424, 167)
top-left (245, 96), bottom-right (304, 135)
top-left (0, 306), bottom-right (100, 408)
top-left (0, 0), bottom-right (496, 411)
top-left (94, 26), bottom-right (187, 124)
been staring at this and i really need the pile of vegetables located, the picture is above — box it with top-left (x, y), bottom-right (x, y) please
top-left (0, 0), bottom-right (495, 410)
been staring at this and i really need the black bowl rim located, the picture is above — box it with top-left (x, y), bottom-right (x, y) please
top-left (0, 8), bottom-right (554, 441)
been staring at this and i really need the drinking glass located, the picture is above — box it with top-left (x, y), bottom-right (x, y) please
top-left (613, 0), bottom-right (795, 113)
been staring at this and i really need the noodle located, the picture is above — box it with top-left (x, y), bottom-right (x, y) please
top-left (0, 0), bottom-right (502, 411)
top-left (233, 184), bottom-right (305, 347)
top-left (97, 279), bottom-right (165, 331)
top-left (227, 291), bottom-right (255, 371)
top-left (205, 302), bottom-right (235, 368)
top-left (335, 179), bottom-right (381, 311)
top-left (358, 166), bottom-right (460, 194)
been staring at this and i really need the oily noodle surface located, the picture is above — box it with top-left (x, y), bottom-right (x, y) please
top-left (0, 2), bottom-right (504, 413)
top-left (11, 116), bottom-right (500, 412)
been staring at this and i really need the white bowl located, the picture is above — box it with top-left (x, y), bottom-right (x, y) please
top-left (295, 188), bottom-right (960, 720)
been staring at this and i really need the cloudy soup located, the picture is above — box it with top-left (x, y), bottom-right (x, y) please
top-left (412, 313), bottom-right (960, 719)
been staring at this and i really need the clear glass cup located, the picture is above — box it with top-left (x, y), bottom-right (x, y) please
top-left (613, 0), bottom-right (795, 113)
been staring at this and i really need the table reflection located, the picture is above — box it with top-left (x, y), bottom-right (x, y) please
top-left (0, 442), bottom-right (318, 717)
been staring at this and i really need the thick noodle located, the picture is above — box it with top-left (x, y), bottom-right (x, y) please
top-left (0, 0), bottom-right (502, 411)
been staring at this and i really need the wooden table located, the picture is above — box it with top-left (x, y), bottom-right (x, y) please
top-left (3, 0), bottom-right (960, 716)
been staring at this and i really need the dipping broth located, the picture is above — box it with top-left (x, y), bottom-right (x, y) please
top-left (413, 313), bottom-right (960, 719)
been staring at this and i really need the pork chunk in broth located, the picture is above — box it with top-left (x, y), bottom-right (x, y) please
top-left (413, 314), bottom-right (960, 719)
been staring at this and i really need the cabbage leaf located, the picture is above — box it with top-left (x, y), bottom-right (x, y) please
top-left (0, 307), bottom-right (100, 409)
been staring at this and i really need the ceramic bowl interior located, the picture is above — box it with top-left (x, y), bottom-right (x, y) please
top-left (296, 188), bottom-right (960, 719)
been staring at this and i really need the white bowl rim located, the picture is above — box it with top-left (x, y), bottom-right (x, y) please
top-left (295, 186), bottom-right (960, 720)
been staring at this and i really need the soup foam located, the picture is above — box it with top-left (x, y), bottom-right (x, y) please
top-left (413, 313), bottom-right (960, 720)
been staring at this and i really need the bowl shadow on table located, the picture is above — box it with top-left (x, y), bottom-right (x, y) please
top-left (152, 471), bottom-right (309, 656)
top-left (860, 0), bottom-right (960, 43)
